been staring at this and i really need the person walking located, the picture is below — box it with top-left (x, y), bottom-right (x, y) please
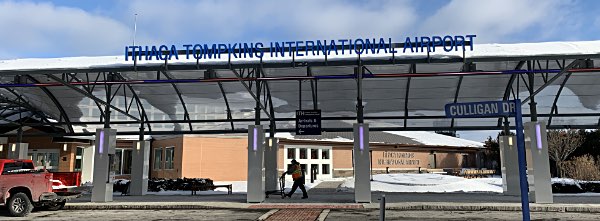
top-left (282, 159), bottom-right (308, 199)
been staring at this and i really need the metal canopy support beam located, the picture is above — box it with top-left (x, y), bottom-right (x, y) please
top-left (25, 75), bottom-right (74, 133)
top-left (548, 72), bottom-right (573, 126)
top-left (255, 68), bottom-right (261, 125)
top-left (450, 75), bottom-right (464, 128)
top-left (356, 60), bottom-right (364, 124)
top-left (527, 61), bottom-right (538, 121)
top-left (113, 73), bottom-right (152, 132)
top-left (404, 64), bottom-right (415, 128)
top-left (46, 74), bottom-right (141, 122)
top-left (230, 68), bottom-right (272, 120)
top-left (217, 82), bottom-right (235, 131)
top-left (67, 73), bottom-right (106, 122)
top-left (522, 59), bottom-right (583, 104)
top-left (159, 70), bottom-right (193, 131)
top-left (308, 66), bottom-right (318, 109)
top-left (1, 88), bottom-right (54, 125)
top-left (498, 61), bottom-right (526, 127)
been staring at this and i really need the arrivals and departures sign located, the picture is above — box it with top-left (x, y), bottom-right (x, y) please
top-left (445, 100), bottom-right (517, 118)
top-left (296, 110), bottom-right (321, 135)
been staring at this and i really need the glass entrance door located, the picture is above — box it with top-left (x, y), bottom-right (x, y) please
top-left (27, 149), bottom-right (59, 172)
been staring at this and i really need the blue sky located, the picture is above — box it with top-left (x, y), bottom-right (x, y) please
top-left (1, 0), bottom-right (599, 142)
top-left (1, 0), bottom-right (600, 59)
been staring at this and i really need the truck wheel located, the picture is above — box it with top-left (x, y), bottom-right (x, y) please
top-left (45, 201), bottom-right (66, 211)
top-left (8, 192), bottom-right (33, 217)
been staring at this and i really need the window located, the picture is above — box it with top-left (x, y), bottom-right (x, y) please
top-left (165, 147), bottom-right (175, 170)
top-left (154, 148), bottom-right (163, 170)
top-left (287, 148), bottom-right (296, 159)
top-left (122, 149), bottom-right (132, 174)
top-left (112, 149), bottom-right (123, 175)
top-left (299, 148), bottom-right (307, 159)
top-left (311, 149), bottom-right (319, 159)
top-left (322, 164), bottom-right (330, 175)
top-left (2, 162), bottom-right (34, 174)
top-left (321, 149), bottom-right (330, 159)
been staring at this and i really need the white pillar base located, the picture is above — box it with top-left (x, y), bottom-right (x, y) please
top-left (130, 141), bottom-right (150, 196)
top-left (525, 121), bottom-right (553, 203)
top-left (91, 128), bottom-right (116, 202)
top-left (499, 135), bottom-right (520, 196)
top-left (353, 123), bottom-right (371, 203)
top-left (265, 137), bottom-right (279, 192)
top-left (247, 125), bottom-right (265, 203)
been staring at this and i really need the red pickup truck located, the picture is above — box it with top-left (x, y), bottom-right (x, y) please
top-left (0, 159), bottom-right (79, 217)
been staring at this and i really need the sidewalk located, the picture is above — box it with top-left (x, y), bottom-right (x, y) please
top-left (65, 192), bottom-right (600, 213)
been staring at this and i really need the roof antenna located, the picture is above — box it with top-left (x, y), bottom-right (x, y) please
top-left (133, 13), bottom-right (138, 71)
top-left (133, 13), bottom-right (138, 47)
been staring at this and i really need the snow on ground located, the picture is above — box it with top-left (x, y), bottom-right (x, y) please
top-left (339, 173), bottom-right (502, 193)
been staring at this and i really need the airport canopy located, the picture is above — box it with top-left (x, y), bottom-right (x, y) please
top-left (1, 40), bottom-right (600, 137)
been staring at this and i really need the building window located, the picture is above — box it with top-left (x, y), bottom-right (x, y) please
top-left (112, 149), bottom-right (123, 175)
top-left (287, 148), bottom-right (296, 159)
top-left (311, 149), bottom-right (319, 159)
top-left (122, 149), bottom-right (132, 174)
top-left (154, 148), bottom-right (162, 170)
top-left (165, 147), bottom-right (175, 170)
top-left (322, 164), bottom-right (330, 175)
top-left (321, 149), bottom-right (330, 159)
top-left (299, 148), bottom-right (307, 159)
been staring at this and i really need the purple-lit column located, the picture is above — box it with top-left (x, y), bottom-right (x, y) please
top-left (247, 125), bottom-right (265, 203)
top-left (524, 121), bottom-right (553, 203)
top-left (92, 128), bottom-right (117, 202)
top-left (353, 123), bottom-right (371, 203)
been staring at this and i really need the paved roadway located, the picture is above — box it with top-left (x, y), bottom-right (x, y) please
top-left (1, 208), bottom-right (600, 220)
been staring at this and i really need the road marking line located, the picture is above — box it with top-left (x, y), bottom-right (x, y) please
top-left (258, 209), bottom-right (279, 220)
top-left (317, 209), bottom-right (330, 221)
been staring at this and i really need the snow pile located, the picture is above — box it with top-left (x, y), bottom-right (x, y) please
top-left (384, 131), bottom-right (483, 147)
top-left (339, 173), bottom-right (502, 193)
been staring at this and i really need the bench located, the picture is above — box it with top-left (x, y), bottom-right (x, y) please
top-left (459, 169), bottom-right (495, 178)
top-left (191, 184), bottom-right (232, 195)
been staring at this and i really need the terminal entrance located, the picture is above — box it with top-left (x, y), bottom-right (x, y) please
top-left (0, 39), bottom-right (599, 221)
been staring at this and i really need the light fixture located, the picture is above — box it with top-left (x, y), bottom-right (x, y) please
top-left (508, 136), bottom-right (513, 146)
top-left (99, 131), bottom-right (105, 154)
top-left (136, 142), bottom-right (141, 150)
top-left (63, 143), bottom-right (68, 152)
top-left (359, 125), bottom-right (364, 151)
top-left (252, 127), bottom-right (258, 151)
top-left (535, 123), bottom-right (543, 150)
top-left (11, 143), bottom-right (16, 152)
top-left (268, 138), bottom-right (272, 148)
top-left (0, 144), bottom-right (3, 152)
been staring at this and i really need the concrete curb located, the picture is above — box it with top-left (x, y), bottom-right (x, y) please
top-left (377, 203), bottom-right (600, 213)
top-left (64, 202), bottom-right (600, 213)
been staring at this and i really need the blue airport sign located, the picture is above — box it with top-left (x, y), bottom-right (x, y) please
top-left (445, 100), bottom-right (517, 118)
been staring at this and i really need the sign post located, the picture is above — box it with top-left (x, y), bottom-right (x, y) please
top-left (445, 100), bottom-right (530, 221)
top-left (296, 110), bottom-right (321, 135)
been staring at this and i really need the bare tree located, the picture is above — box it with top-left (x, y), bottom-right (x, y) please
top-left (547, 129), bottom-right (585, 177)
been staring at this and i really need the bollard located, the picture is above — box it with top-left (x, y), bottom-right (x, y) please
top-left (379, 194), bottom-right (386, 221)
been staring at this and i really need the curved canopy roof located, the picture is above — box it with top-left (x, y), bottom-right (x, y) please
top-left (0, 40), bottom-right (599, 136)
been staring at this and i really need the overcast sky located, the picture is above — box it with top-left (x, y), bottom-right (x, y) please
top-left (1, 0), bottom-right (599, 142)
